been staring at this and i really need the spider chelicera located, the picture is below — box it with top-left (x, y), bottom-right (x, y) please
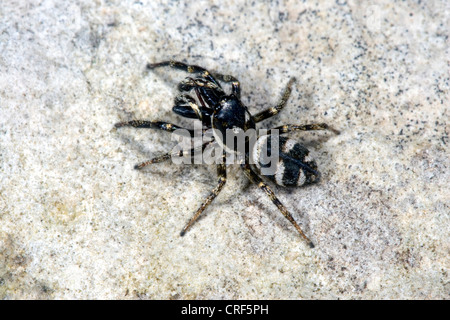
top-left (115, 61), bottom-right (339, 248)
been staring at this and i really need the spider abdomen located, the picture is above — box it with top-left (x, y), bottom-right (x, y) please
top-left (252, 135), bottom-right (319, 187)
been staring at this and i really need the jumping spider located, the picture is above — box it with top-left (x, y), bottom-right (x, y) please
top-left (115, 61), bottom-right (339, 248)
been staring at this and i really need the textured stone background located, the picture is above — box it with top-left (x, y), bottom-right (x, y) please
top-left (0, 0), bottom-right (448, 299)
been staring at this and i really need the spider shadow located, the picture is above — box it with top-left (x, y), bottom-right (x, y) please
top-left (115, 129), bottom-right (178, 176)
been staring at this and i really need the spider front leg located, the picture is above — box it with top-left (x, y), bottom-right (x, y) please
top-left (241, 163), bottom-right (314, 248)
top-left (147, 60), bottom-right (221, 87)
top-left (180, 157), bottom-right (227, 236)
top-left (253, 77), bottom-right (296, 123)
top-left (212, 73), bottom-right (241, 98)
top-left (176, 77), bottom-right (223, 93)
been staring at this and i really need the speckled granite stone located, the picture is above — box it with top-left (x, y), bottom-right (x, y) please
top-left (0, 0), bottom-right (448, 299)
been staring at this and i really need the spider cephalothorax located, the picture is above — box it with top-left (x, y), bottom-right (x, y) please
top-left (115, 61), bottom-right (339, 248)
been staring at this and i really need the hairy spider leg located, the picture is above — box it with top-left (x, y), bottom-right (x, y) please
top-left (268, 123), bottom-right (340, 135)
top-left (241, 163), bottom-right (314, 248)
top-left (114, 120), bottom-right (196, 136)
top-left (253, 77), bottom-right (296, 123)
top-left (180, 154), bottom-right (227, 236)
top-left (147, 60), bottom-right (221, 88)
top-left (177, 77), bottom-right (223, 92)
top-left (212, 73), bottom-right (241, 98)
top-left (134, 141), bottom-right (214, 169)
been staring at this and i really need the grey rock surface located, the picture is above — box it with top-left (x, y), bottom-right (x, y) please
top-left (0, 0), bottom-right (448, 299)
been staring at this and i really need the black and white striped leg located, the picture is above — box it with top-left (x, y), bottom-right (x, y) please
top-left (253, 77), bottom-right (296, 123)
top-left (177, 77), bottom-right (222, 92)
top-left (180, 157), bottom-right (227, 236)
top-left (212, 73), bottom-right (241, 98)
top-left (269, 123), bottom-right (340, 135)
top-left (114, 120), bottom-right (195, 137)
top-left (241, 163), bottom-right (314, 248)
top-left (147, 60), bottom-right (221, 87)
top-left (147, 60), bottom-right (208, 74)
top-left (134, 141), bottom-right (214, 170)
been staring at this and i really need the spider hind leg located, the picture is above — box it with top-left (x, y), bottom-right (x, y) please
top-left (180, 161), bottom-right (227, 236)
top-left (241, 163), bottom-right (314, 248)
